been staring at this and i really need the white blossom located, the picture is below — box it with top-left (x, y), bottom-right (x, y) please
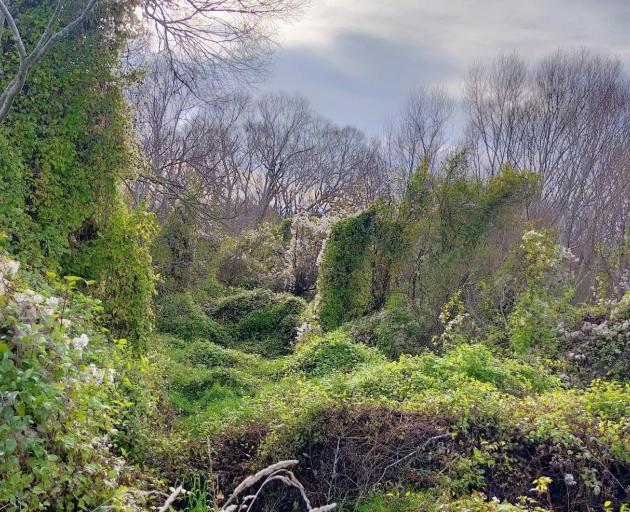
top-left (87, 364), bottom-right (105, 384)
top-left (45, 296), bottom-right (60, 307)
top-left (5, 259), bottom-right (20, 276)
top-left (558, 246), bottom-right (579, 264)
top-left (72, 334), bottom-right (89, 350)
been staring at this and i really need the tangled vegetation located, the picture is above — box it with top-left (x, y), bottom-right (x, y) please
top-left (1, 1), bottom-right (629, 511)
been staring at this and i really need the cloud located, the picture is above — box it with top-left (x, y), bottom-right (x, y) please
top-left (261, 31), bottom-right (457, 132)
top-left (262, 0), bottom-right (630, 133)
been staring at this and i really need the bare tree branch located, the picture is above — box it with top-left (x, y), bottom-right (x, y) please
top-left (0, 0), bottom-right (99, 122)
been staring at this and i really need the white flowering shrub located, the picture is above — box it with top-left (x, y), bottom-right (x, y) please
top-left (0, 252), bottom-right (146, 510)
top-left (286, 212), bottom-right (337, 297)
top-left (508, 230), bottom-right (576, 355)
top-left (217, 214), bottom-right (336, 298)
top-left (562, 290), bottom-right (630, 383)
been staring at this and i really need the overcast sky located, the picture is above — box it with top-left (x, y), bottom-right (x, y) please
top-left (260, 0), bottom-right (630, 134)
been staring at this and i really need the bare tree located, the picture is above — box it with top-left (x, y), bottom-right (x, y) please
top-left (386, 86), bottom-right (453, 193)
top-left (245, 92), bottom-right (314, 222)
top-left (0, 0), bottom-right (304, 123)
top-left (465, 49), bottom-right (630, 296)
top-left (128, 54), bottom-right (256, 225)
top-left (465, 53), bottom-right (527, 177)
top-left (142, 0), bottom-right (305, 92)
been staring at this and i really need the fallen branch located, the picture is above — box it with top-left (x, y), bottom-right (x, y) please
top-left (219, 460), bottom-right (336, 512)
top-left (158, 485), bottom-right (183, 512)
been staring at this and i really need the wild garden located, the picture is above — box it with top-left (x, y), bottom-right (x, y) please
top-left (0, 1), bottom-right (629, 511)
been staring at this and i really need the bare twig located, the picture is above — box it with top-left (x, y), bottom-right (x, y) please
top-left (375, 433), bottom-right (451, 486)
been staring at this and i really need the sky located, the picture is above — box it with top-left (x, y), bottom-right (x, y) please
top-left (261, 0), bottom-right (630, 135)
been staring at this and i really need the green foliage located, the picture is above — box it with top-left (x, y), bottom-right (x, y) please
top-left (317, 208), bottom-right (379, 329)
top-left (507, 230), bottom-right (575, 355)
top-left (348, 298), bottom-right (433, 358)
top-left (316, 158), bottom-right (539, 353)
top-left (0, 0), bottom-right (135, 267)
top-left (0, 252), bottom-right (154, 510)
top-left (208, 289), bottom-right (306, 356)
top-left (66, 200), bottom-right (157, 348)
top-left (156, 293), bottom-right (229, 343)
top-left (207, 347), bottom-right (628, 511)
top-left (216, 223), bottom-right (290, 291)
top-left (285, 331), bottom-right (385, 376)
top-left (357, 491), bottom-right (551, 512)
top-left (389, 161), bottom-right (539, 348)
top-left (152, 206), bottom-right (221, 296)
top-left (0, 0), bottom-right (155, 348)
top-left (612, 291), bottom-right (630, 322)
top-left (347, 343), bottom-right (559, 400)
top-left (560, 297), bottom-right (630, 383)
top-left (439, 492), bottom-right (550, 512)
top-left (152, 206), bottom-right (199, 291)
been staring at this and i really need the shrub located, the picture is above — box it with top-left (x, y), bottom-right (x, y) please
top-left (561, 301), bottom-right (630, 383)
top-left (155, 292), bottom-right (229, 343)
top-left (507, 230), bottom-right (575, 355)
top-left (347, 343), bottom-right (560, 400)
top-left (67, 201), bottom-right (158, 348)
top-left (0, 1), bottom-right (155, 348)
top-left (0, 253), bottom-right (150, 510)
top-left (286, 331), bottom-right (385, 376)
top-left (185, 340), bottom-right (242, 368)
top-left (212, 373), bottom-right (629, 512)
top-left (348, 302), bottom-right (433, 358)
top-left (208, 289), bottom-right (306, 357)
top-left (216, 223), bottom-right (291, 292)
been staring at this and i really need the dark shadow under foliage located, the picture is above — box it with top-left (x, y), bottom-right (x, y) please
top-left (211, 404), bottom-right (630, 512)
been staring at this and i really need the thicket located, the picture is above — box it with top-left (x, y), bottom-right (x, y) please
top-left (317, 157), bottom-right (539, 343)
top-left (2, 5), bottom-right (629, 508)
top-left (0, 252), bottom-right (164, 510)
top-left (0, 0), bottom-right (154, 346)
top-left (188, 309), bottom-right (629, 512)
top-left (138, 162), bottom-right (629, 511)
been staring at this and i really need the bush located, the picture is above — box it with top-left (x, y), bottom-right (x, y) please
top-left (216, 223), bottom-right (291, 292)
top-left (0, 252), bottom-right (153, 510)
top-left (347, 343), bottom-right (560, 400)
top-left (155, 293), bottom-right (229, 343)
top-left (507, 230), bottom-right (576, 356)
top-left (185, 340), bottom-right (242, 368)
top-left (208, 289), bottom-right (306, 357)
top-left (561, 297), bottom-right (630, 383)
top-left (286, 331), bottom-right (385, 376)
top-left (212, 373), bottom-right (629, 512)
top-left (348, 302), bottom-right (433, 358)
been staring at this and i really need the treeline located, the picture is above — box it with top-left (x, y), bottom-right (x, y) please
top-left (128, 49), bottom-right (630, 298)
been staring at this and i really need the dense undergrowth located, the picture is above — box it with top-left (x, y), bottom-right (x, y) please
top-left (1, 6), bottom-right (629, 507)
top-left (3, 163), bottom-right (630, 512)
top-left (134, 178), bottom-right (630, 512)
